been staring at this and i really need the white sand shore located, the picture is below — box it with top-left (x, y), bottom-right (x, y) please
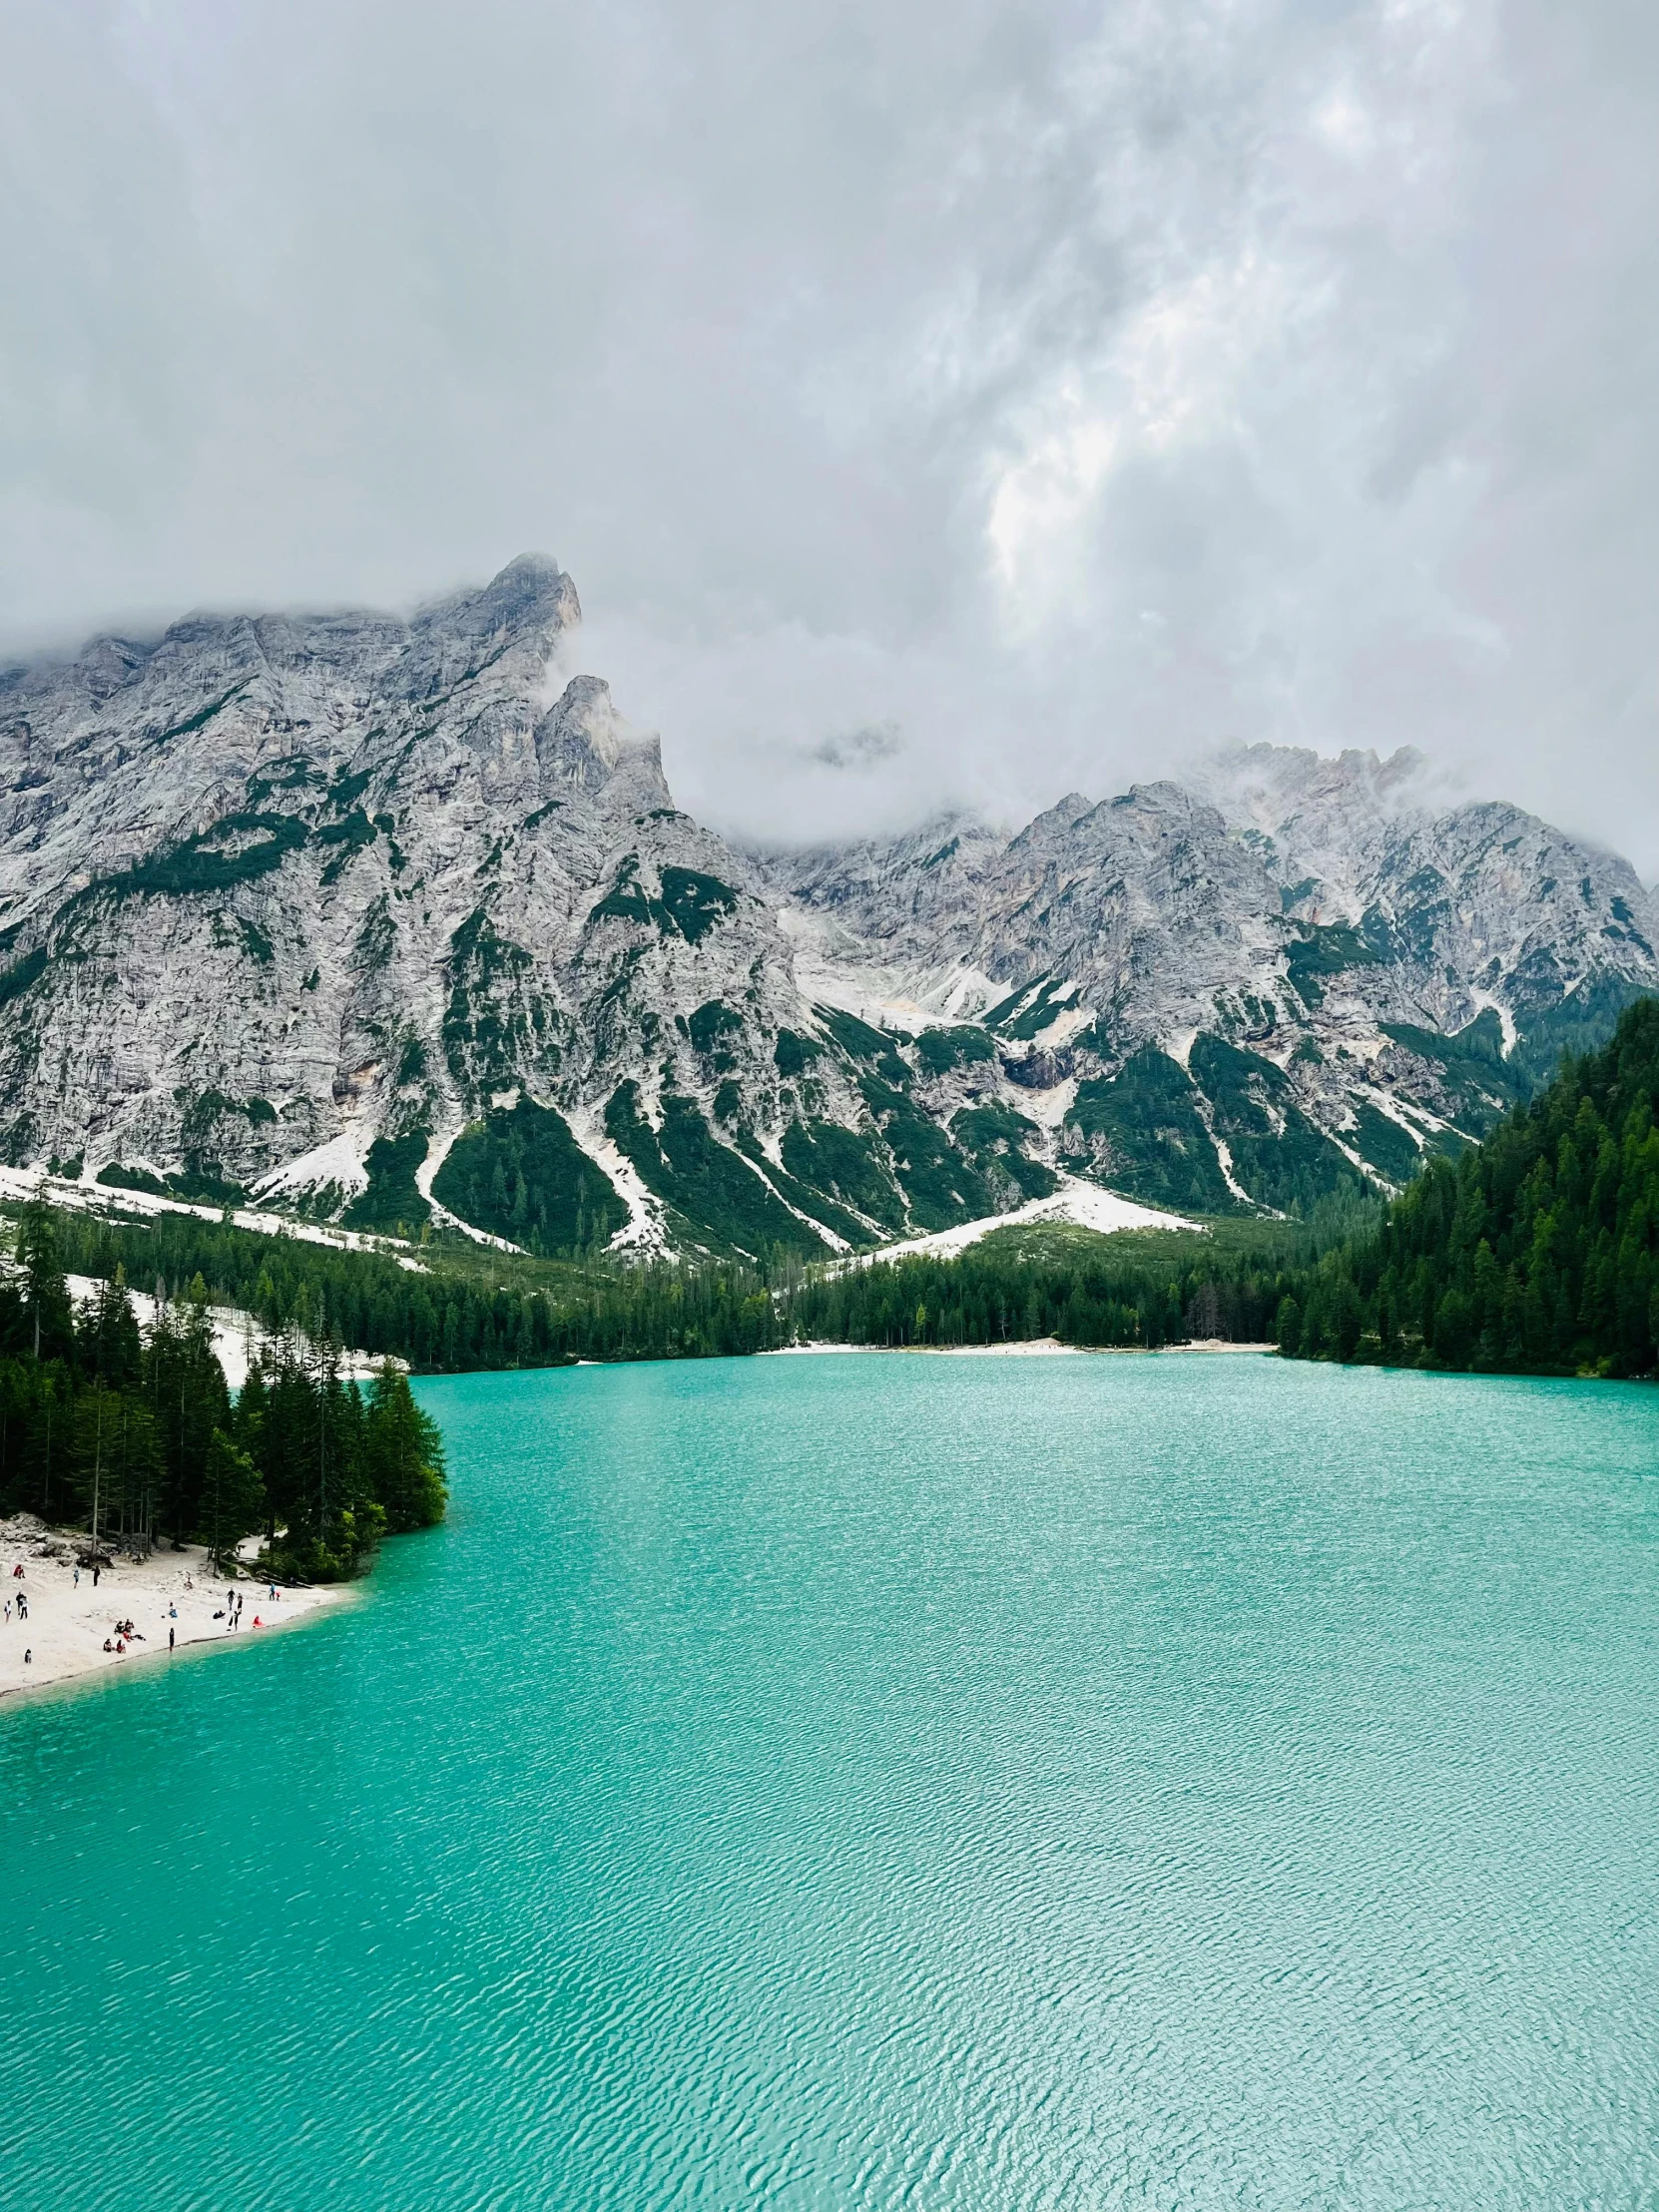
top-left (769, 1338), bottom-right (1276, 1358)
top-left (0, 1516), bottom-right (352, 1702)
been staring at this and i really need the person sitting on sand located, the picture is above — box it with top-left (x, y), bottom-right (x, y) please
top-left (252, 1615), bottom-right (262, 1628)
top-left (103, 1637), bottom-right (113, 1652)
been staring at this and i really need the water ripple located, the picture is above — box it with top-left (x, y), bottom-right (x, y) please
top-left (3, 1356), bottom-right (1658, 2209)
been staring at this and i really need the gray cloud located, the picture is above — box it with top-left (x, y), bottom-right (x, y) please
top-left (3, 0), bottom-right (1657, 865)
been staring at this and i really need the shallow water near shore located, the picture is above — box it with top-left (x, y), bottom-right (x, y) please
top-left (4, 1353), bottom-right (1658, 2210)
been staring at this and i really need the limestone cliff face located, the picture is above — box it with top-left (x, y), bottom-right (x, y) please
top-left (0, 557), bottom-right (874, 1253)
top-left (3, 562), bottom-right (1653, 1251)
top-left (753, 745), bottom-right (1659, 1211)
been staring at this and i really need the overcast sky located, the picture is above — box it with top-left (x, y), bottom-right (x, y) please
top-left (4, 0), bottom-right (1657, 862)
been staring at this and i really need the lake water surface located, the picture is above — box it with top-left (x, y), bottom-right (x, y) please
top-left (4, 1352), bottom-right (1658, 2210)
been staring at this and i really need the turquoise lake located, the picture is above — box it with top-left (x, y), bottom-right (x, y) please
top-left (4, 1352), bottom-right (1658, 2209)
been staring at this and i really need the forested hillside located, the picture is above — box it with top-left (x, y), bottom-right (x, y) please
top-left (0, 1205), bottom-right (447, 1579)
top-left (1281, 998), bottom-right (1659, 1377)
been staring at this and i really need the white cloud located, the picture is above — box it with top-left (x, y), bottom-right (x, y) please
top-left (2, 0), bottom-right (1657, 869)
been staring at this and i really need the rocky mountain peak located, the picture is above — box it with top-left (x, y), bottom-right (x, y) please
top-left (2, 567), bottom-right (1656, 1265)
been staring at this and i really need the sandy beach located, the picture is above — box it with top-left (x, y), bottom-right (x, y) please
top-left (0, 1515), bottom-right (352, 1701)
top-left (769, 1337), bottom-right (1276, 1357)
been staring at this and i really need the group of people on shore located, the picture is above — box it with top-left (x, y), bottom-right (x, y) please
top-left (5, 1552), bottom-right (292, 1685)
top-left (7, 1559), bottom-right (30, 1664)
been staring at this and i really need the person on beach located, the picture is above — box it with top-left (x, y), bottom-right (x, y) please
top-left (169, 1626), bottom-right (175, 1651)
top-left (16, 1593), bottom-right (26, 1621)
top-left (103, 1637), bottom-right (113, 1652)
top-left (169, 1603), bottom-right (177, 1619)
top-left (73, 1567), bottom-right (79, 1589)
top-left (92, 1565), bottom-right (99, 1588)
top-left (22, 1649), bottom-right (29, 1666)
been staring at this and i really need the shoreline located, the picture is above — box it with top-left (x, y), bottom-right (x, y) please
top-left (1, 1517), bottom-right (355, 1704)
top-left (766, 1338), bottom-right (1277, 1358)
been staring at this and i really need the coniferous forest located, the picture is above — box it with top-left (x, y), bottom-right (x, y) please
top-left (1279, 996), bottom-right (1659, 1378)
top-left (0, 1204), bottom-right (447, 1580)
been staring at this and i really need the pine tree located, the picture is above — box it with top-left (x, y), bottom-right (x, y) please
top-left (16, 1203), bottom-right (74, 1365)
top-left (204, 1427), bottom-right (267, 1572)
top-left (361, 1363), bottom-right (448, 1533)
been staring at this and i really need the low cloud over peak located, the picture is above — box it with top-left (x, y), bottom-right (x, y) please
top-left (4, 0), bottom-right (1657, 868)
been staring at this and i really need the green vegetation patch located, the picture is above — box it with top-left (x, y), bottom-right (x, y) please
top-left (980, 977), bottom-right (1041, 1028)
top-left (774, 1028), bottom-right (822, 1077)
top-left (1284, 921), bottom-right (1376, 1008)
top-left (96, 1163), bottom-right (170, 1198)
top-left (814, 1004), bottom-right (910, 1084)
top-left (316, 809), bottom-right (378, 884)
top-left (1189, 1034), bottom-right (1364, 1215)
top-left (433, 1098), bottom-right (625, 1254)
top-left (1509, 969), bottom-right (1650, 1094)
top-left (732, 1134), bottom-right (874, 1249)
top-left (443, 909), bottom-right (554, 1099)
top-left (688, 1000), bottom-right (744, 1069)
top-left (588, 855), bottom-right (660, 931)
top-left (781, 1119), bottom-right (906, 1233)
top-left (237, 917), bottom-right (276, 965)
top-left (0, 945), bottom-right (48, 1006)
top-left (1381, 1008), bottom-right (1525, 1134)
top-left (172, 1088), bottom-right (274, 1200)
top-left (98, 812), bottom-right (309, 902)
top-left (949, 1101), bottom-right (1057, 1201)
top-left (659, 866), bottom-right (739, 944)
top-left (155, 681), bottom-right (250, 745)
top-left (998, 975), bottom-right (1077, 1041)
top-left (1347, 1100), bottom-right (1423, 1186)
top-left (1067, 1047), bottom-right (1240, 1215)
top-left (859, 1074), bottom-right (993, 1232)
top-left (606, 1083), bottom-right (830, 1259)
top-left (912, 1024), bottom-right (997, 1076)
top-left (341, 1132), bottom-right (432, 1235)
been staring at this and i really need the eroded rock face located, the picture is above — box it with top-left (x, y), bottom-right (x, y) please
top-left (753, 742), bottom-right (1659, 1207)
top-left (3, 562), bottom-right (1653, 1251)
top-left (0, 558), bottom-right (875, 1248)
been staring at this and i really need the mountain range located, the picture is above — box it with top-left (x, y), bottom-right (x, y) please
top-left (3, 554), bottom-right (1653, 1260)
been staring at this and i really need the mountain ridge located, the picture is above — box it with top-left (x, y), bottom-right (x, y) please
top-left (3, 557), bottom-right (1653, 1260)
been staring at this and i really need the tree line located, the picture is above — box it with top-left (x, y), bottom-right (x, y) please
top-left (787, 1237), bottom-right (1300, 1351)
top-left (25, 1198), bottom-right (1333, 1371)
top-left (1280, 996), bottom-right (1659, 1378)
top-left (0, 1205), bottom-right (447, 1578)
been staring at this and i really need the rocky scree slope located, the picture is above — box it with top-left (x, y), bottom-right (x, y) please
top-left (3, 558), bottom-right (1653, 1255)
top-left (753, 742), bottom-right (1659, 1220)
